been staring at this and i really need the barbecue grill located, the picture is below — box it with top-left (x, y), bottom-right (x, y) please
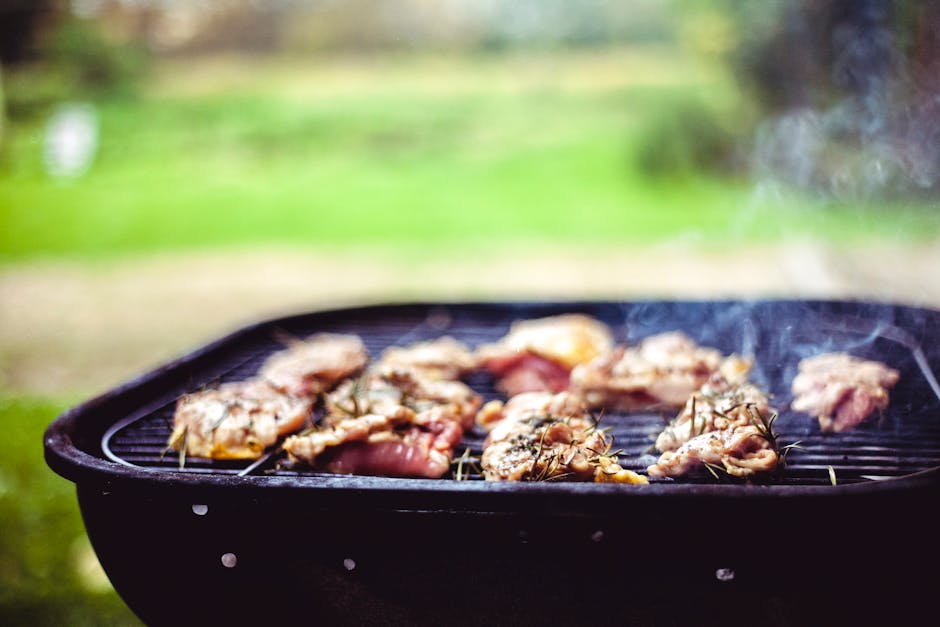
top-left (44, 299), bottom-right (940, 626)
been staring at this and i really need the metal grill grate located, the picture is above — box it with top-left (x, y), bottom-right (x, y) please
top-left (101, 302), bottom-right (940, 486)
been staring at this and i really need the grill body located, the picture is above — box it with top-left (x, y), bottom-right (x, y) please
top-left (44, 300), bottom-right (940, 625)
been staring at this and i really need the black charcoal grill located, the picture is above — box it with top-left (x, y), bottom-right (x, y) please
top-left (44, 300), bottom-right (940, 626)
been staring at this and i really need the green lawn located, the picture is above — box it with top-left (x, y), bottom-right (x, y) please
top-left (0, 396), bottom-right (141, 626)
top-left (3, 50), bottom-right (937, 263)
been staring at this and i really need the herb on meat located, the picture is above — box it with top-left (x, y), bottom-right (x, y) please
top-left (453, 447), bottom-right (480, 481)
top-left (161, 425), bottom-right (189, 469)
top-left (745, 404), bottom-right (802, 465)
top-left (209, 402), bottom-right (235, 432)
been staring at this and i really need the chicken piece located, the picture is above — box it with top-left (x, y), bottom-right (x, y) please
top-left (570, 332), bottom-right (747, 411)
top-left (283, 406), bottom-right (415, 462)
top-left (377, 337), bottom-right (477, 380)
top-left (168, 379), bottom-right (313, 460)
top-left (325, 366), bottom-right (481, 430)
top-left (478, 392), bottom-right (647, 484)
top-left (791, 353), bottom-right (900, 433)
top-left (647, 425), bottom-right (779, 479)
top-left (316, 426), bottom-right (457, 478)
top-left (288, 360), bottom-right (481, 479)
top-left (259, 333), bottom-right (369, 397)
top-left (282, 405), bottom-right (462, 478)
top-left (655, 374), bottom-right (771, 453)
top-left (476, 314), bottom-right (614, 396)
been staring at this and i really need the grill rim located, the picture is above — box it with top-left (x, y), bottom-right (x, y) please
top-left (44, 297), bottom-right (940, 509)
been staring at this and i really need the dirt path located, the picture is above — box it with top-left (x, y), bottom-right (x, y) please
top-left (3, 241), bottom-right (939, 396)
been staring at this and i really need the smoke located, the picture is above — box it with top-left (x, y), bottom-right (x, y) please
top-left (750, 1), bottom-right (940, 202)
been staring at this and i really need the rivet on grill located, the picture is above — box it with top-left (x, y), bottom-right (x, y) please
top-left (191, 504), bottom-right (208, 516)
top-left (221, 553), bottom-right (237, 568)
top-left (715, 568), bottom-right (735, 582)
top-left (590, 530), bottom-right (604, 543)
top-left (343, 558), bottom-right (356, 572)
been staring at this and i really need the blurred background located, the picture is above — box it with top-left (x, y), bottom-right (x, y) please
top-left (2, 0), bottom-right (939, 623)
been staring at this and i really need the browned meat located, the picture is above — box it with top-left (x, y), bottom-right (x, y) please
top-left (259, 333), bottom-right (369, 397)
top-left (791, 352), bottom-right (900, 433)
top-left (647, 425), bottom-right (779, 479)
top-left (377, 336), bottom-right (477, 380)
top-left (284, 360), bottom-right (479, 478)
top-left (168, 379), bottom-right (313, 460)
top-left (476, 314), bottom-right (614, 396)
top-left (325, 366), bottom-right (482, 430)
top-left (478, 391), bottom-right (647, 484)
top-left (570, 331), bottom-right (750, 411)
top-left (654, 374), bottom-right (771, 453)
top-left (281, 405), bottom-right (462, 478)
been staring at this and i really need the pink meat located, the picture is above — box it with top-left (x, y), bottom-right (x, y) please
top-left (484, 353), bottom-right (572, 396)
top-left (320, 426), bottom-right (454, 478)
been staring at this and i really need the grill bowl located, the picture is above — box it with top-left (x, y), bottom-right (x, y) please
top-left (44, 300), bottom-right (940, 625)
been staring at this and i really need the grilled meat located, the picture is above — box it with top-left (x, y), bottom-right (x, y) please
top-left (168, 379), bottom-right (312, 460)
top-left (570, 331), bottom-right (749, 411)
top-left (647, 425), bottom-right (778, 479)
top-left (282, 404), bottom-right (464, 478)
top-left (259, 333), bottom-right (369, 397)
top-left (325, 366), bottom-right (481, 430)
top-left (377, 336), bottom-right (477, 380)
top-left (315, 425), bottom-right (458, 478)
top-left (476, 314), bottom-right (614, 396)
top-left (791, 352), bottom-right (900, 433)
top-left (285, 359), bottom-right (480, 478)
top-left (655, 374), bottom-right (771, 453)
top-left (478, 391), bottom-right (647, 484)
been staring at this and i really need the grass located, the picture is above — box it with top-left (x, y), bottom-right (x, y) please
top-left (3, 49), bottom-right (937, 263)
top-left (0, 395), bottom-right (141, 626)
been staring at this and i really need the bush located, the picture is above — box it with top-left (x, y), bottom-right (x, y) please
top-left (3, 15), bottom-right (147, 121)
top-left (632, 96), bottom-right (740, 178)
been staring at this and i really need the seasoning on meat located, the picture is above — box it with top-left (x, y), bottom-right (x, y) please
top-left (647, 362), bottom-right (784, 479)
top-left (790, 352), bottom-right (900, 433)
top-left (647, 425), bottom-right (779, 479)
top-left (654, 373), bottom-right (770, 453)
top-left (569, 331), bottom-right (750, 411)
top-left (477, 391), bottom-right (648, 484)
top-left (326, 365), bottom-right (482, 429)
top-left (282, 403), bottom-right (465, 478)
top-left (377, 336), bottom-right (477, 380)
top-left (476, 314), bottom-right (614, 396)
top-left (168, 379), bottom-right (313, 460)
top-left (259, 333), bottom-right (369, 397)
top-left (283, 360), bottom-right (482, 478)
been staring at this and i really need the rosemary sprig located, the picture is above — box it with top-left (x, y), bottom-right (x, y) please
top-left (177, 426), bottom-right (188, 470)
top-left (160, 425), bottom-right (189, 469)
top-left (527, 428), bottom-right (550, 480)
top-left (454, 447), bottom-right (479, 481)
top-left (584, 408), bottom-right (606, 435)
top-left (745, 404), bottom-right (801, 465)
top-left (209, 402), bottom-right (234, 432)
top-left (702, 461), bottom-right (725, 480)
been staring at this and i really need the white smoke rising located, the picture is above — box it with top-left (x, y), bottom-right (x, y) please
top-left (751, 2), bottom-right (940, 201)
